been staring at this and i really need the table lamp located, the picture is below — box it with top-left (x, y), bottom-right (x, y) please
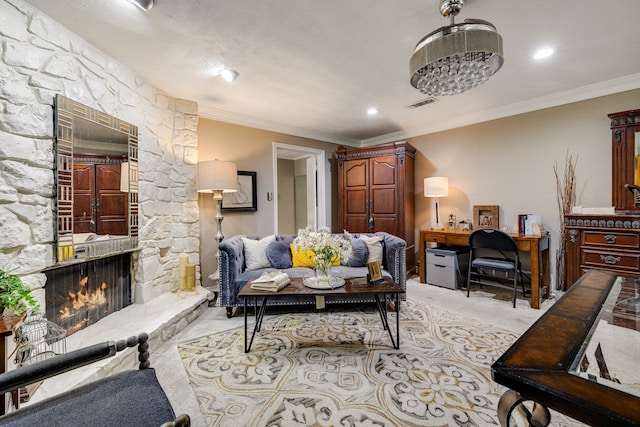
top-left (424, 176), bottom-right (448, 229)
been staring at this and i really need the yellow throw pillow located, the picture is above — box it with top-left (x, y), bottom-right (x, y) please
top-left (290, 244), bottom-right (316, 268)
top-left (290, 244), bottom-right (340, 267)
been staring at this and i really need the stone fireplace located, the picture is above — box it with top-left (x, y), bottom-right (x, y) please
top-left (43, 253), bottom-right (132, 336)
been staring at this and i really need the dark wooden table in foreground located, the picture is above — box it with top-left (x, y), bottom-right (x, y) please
top-left (491, 269), bottom-right (640, 426)
top-left (238, 276), bottom-right (405, 353)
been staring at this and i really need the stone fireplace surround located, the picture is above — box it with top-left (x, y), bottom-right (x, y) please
top-left (0, 0), bottom-right (211, 397)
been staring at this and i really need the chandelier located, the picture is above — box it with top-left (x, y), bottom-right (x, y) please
top-left (410, 0), bottom-right (504, 96)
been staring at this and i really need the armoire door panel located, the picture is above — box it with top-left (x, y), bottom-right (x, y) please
top-left (372, 217), bottom-right (398, 235)
top-left (371, 156), bottom-right (397, 186)
top-left (73, 163), bottom-right (95, 233)
top-left (371, 188), bottom-right (396, 214)
top-left (345, 189), bottom-right (367, 214)
top-left (96, 164), bottom-right (127, 235)
top-left (345, 216), bottom-right (369, 233)
top-left (345, 160), bottom-right (368, 187)
top-left (99, 193), bottom-right (128, 216)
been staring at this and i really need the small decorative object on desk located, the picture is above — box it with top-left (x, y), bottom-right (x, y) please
top-left (250, 271), bottom-right (291, 292)
top-left (367, 261), bottom-right (384, 284)
top-left (293, 226), bottom-right (352, 288)
top-left (459, 219), bottom-right (472, 231)
top-left (447, 214), bottom-right (457, 230)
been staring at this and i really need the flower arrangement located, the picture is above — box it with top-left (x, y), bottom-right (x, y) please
top-left (293, 226), bottom-right (352, 277)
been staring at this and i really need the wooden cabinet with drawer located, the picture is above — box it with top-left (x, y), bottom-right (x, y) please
top-left (565, 214), bottom-right (640, 288)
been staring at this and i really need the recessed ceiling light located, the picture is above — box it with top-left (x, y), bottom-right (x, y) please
top-left (533, 47), bottom-right (555, 60)
top-left (127, 0), bottom-right (154, 11)
top-left (367, 108), bottom-right (378, 115)
top-left (219, 68), bottom-right (239, 83)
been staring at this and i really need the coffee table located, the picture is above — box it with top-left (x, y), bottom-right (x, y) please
top-left (237, 276), bottom-right (405, 352)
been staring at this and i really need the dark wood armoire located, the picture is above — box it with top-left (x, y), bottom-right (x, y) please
top-left (73, 157), bottom-right (128, 236)
top-left (336, 141), bottom-right (416, 272)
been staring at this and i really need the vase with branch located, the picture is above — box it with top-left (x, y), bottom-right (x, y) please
top-left (554, 151), bottom-right (577, 291)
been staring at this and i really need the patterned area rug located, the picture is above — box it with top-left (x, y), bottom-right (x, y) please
top-left (178, 301), bottom-right (580, 427)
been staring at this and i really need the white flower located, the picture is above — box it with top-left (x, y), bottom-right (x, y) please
top-left (293, 226), bottom-right (352, 269)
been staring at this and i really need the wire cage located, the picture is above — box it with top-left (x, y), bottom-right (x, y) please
top-left (13, 312), bottom-right (67, 367)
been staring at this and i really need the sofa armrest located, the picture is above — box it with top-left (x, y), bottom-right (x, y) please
top-left (219, 235), bottom-right (247, 307)
top-left (375, 232), bottom-right (407, 288)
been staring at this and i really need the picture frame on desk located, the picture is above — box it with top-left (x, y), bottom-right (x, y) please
top-left (473, 205), bottom-right (499, 229)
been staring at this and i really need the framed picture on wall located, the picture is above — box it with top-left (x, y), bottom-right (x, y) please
top-left (473, 205), bottom-right (499, 228)
top-left (222, 171), bottom-right (257, 212)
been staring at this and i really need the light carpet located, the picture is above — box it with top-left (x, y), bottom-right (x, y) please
top-left (177, 299), bottom-right (581, 427)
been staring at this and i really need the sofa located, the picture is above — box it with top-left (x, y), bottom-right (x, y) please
top-left (219, 232), bottom-right (407, 317)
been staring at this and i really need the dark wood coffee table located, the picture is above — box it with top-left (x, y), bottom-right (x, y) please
top-left (237, 276), bottom-right (405, 352)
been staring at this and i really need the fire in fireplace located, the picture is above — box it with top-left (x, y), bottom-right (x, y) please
top-left (44, 253), bottom-right (132, 335)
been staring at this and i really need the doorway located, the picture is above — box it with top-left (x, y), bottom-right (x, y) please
top-left (273, 143), bottom-right (326, 234)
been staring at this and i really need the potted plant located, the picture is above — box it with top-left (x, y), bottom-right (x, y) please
top-left (0, 268), bottom-right (40, 317)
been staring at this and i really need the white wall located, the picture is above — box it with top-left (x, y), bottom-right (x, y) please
top-left (0, 0), bottom-right (200, 304)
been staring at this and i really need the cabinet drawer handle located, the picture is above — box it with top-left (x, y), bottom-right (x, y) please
top-left (600, 255), bottom-right (621, 265)
top-left (604, 234), bottom-right (616, 244)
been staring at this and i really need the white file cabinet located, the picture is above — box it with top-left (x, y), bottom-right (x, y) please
top-left (425, 247), bottom-right (469, 290)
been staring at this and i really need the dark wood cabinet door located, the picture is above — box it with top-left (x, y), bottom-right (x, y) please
top-left (73, 163), bottom-right (95, 233)
top-left (95, 164), bottom-right (127, 236)
top-left (370, 155), bottom-right (398, 235)
top-left (73, 162), bottom-right (127, 236)
top-left (342, 158), bottom-right (369, 232)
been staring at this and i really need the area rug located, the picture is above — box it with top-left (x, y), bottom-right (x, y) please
top-left (178, 301), bottom-right (580, 427)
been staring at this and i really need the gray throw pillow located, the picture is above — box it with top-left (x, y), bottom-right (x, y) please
top-left (341, 238), bottom-right (368, 267)
top-left (266, 240), bottom-right (293, 269)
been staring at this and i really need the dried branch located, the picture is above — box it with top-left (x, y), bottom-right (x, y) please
top-left (554, 151), bottom-right (577, 290)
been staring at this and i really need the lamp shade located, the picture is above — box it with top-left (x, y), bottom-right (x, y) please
top-left (424, 177), bottom-right (449, 197)
top-left (197, 160), bottom-right (238, 193)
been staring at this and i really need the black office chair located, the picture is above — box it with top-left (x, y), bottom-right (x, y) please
top-left (466, 228), bottom-right (526, 308)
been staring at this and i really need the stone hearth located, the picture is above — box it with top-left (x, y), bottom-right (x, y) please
top-left (23, 286), bottom-right (212, 406)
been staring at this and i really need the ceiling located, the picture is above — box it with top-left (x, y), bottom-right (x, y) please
top-left (24, 0), bottom-right (640, 146)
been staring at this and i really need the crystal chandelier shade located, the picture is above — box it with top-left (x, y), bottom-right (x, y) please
top-left (410, 1), bottom-right (504, 96)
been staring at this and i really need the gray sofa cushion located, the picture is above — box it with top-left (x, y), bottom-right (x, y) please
top-left (266, 240), bottom-right (293, 269)
top-left (341, 237), bottom-right (368, 267)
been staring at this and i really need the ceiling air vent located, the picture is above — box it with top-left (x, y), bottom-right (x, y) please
top-left (406, 97), bottom-right (437, 109)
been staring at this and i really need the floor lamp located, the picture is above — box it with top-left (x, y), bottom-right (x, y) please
top-left (424, 177), bottom-right (448, 229)
top-left (197, 159), bottom-right (238, 284)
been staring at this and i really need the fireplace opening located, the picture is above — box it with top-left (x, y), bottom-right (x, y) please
top-left (45, 253), bottom-right (132, 336)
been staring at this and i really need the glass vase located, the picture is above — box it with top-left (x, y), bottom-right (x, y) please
top-left (315, 260), bottom-right (331, 281)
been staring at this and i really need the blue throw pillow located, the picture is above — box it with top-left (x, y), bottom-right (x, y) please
top-left (266, 240), bottom-right (293, 269)
top-left (341, 238), bottom-right (368, 267)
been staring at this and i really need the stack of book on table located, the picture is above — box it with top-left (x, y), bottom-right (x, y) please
top-left (250, 271), bottom-right (291, 292)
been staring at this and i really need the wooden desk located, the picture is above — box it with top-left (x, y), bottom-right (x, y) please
top-left (419, 229), bottom-right (550, 309)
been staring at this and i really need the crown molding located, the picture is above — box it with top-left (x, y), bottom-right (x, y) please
top-left (362, 73), bottom-right (640, 146)
top-left (197, 105), bottom-right (361, 147)
top-left (199, 74), bottom-right (640, 148)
